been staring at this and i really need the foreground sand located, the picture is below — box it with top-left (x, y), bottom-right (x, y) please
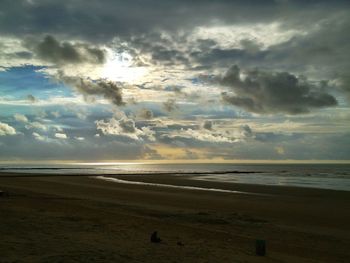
top-left (0, 173), bottom-right (349, 262)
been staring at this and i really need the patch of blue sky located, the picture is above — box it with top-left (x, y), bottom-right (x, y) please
top-left (0, 65), bottom-right (74, 99)
top-left (188, 76), bottom-right (216, 85)
top-left (0, 104), bottom-right (35, 118)
top-left (163, 85), bottom-right (184, 92)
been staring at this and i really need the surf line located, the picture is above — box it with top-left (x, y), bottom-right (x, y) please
top-left (94, 176), bottom-right (267, 196)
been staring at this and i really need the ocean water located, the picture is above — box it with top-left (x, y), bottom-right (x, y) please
top-left (0, 163), bottom-right (350, 191)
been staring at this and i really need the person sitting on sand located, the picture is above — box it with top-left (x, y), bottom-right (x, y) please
top-left (150, 231), bottom-right (161, 243)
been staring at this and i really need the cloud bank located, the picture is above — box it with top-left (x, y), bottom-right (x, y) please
top-left (25, 35), bottom-right (106, 65)
top-left (220, 65), bottom-right (337, 114)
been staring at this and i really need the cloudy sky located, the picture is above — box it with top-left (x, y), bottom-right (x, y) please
top-left (0, 0), bottom-right (349, 162)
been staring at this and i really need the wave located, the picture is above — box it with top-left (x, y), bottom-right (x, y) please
top-left (94, 176), bottom-right (266, 195)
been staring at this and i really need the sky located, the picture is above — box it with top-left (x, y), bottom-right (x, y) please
top-left (0, 0), bottom-right (349, 162)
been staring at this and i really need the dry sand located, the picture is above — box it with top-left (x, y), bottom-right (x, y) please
top-left (0, 173), bottom-right (349, 262)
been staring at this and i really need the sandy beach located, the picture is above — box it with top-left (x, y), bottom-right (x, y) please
top-left (0, 173), bottom-right (349, 262)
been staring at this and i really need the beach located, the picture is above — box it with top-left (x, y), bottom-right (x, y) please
top-left (0, 173), bottom-right (349, 262)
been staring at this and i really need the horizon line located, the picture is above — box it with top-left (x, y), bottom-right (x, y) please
top-left (0, 159), bottom-right (349, 165)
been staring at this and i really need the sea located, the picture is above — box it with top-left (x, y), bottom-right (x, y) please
top-left (1, 162), bottom-right (350, 191)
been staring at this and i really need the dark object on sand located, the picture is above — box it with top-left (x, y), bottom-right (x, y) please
top-left (150, 231), bottom-right (161, 243)
top-left (0, 191), bottom-right (9, 197)
top-left (177, 241), bottom-right (184, 246)
top-left (255, 239), bottom-right (266, 256)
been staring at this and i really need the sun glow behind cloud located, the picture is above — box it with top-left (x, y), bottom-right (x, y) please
top-left (100, 50), bottom-right (147, 83)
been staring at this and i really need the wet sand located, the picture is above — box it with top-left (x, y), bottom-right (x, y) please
top-left (0, 173), bottom-right (349, 262)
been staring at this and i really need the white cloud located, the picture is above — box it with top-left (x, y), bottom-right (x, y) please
top-left (163, 123), bottom-right (254, 144)
top-left (32, 132), bottom-right (46, 141)
top-left (14, 113), bottom-right (28, 123)
top-left (53, 126), bottom-right (64, 132)
top-left (192, 23), bottom-right (305, 50)
top-left (25, 121), bottom-right (47, 131)
top-left (0, 122), bottom-right (16, 136)
top-left (166, 128), bottom-right (239, 143)
top-left (50, 111), bottom-right (61, 118)
top-left (55, 133), bottom-right (68, 139)
top-left (95, 117), bottom-right (155, 141)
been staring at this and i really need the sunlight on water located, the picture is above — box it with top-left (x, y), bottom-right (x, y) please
top-left (73, 162), bottom-right (147, 166)
top-left (1, 163), bottom-right (349, 191)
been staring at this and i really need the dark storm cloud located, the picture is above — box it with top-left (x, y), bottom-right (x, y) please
top-left (26, 94), bottom-right (37, 103)
top-left (1, 0), bottom-right (348, 42)
top-left (263, 13), bottom-right (350, 98)
top-left (220, 65), bottom-right (337, 114)
top-left (1, 0), bottom-right (348, 82)
top-left (58, 73), bottom-right (125, 106)
top-left (202, 120), bottom-right (213, 130)
top-left (151, 47), bottom-right (189, 66)
top-left (190, 46), bottom-right (267, 70)
top-left (125, 34), bottom-right (260, 70)
top-left (25, 35), bottom-right (106, 64)
top-left (121, 9), bottom-right (350, 103)
top-left (192, 12), bottom-right (350, 99)
top-left (188, 12), bottom-right (349, 70)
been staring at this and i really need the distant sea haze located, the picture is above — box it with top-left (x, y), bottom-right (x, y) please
top-left (0, 163), bottom-right (349, 192)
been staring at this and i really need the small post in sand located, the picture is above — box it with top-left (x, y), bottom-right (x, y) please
top-left (255, 239), bottom-right (266, 256)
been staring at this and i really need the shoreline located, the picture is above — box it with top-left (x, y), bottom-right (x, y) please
top-left (98, 173), bottom-right (350, 194)
top-left (1, 171), bottom-right (349, 193)
top-left (95, 175), bottom-right (266, 196)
